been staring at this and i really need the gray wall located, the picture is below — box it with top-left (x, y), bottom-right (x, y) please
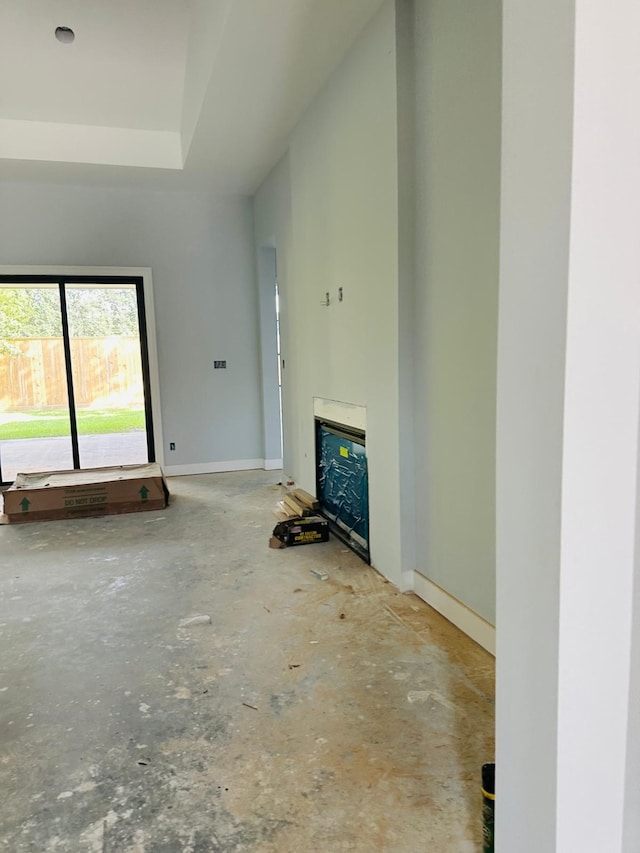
top-left (496, 0), bottom-right (573, 844)
top-left (253, 0), bottom-right (502, 622)
top-left (412, 0), bottom-right (502, 622)
top-left (0, 182), bottom-right (263, 468)
top-left (254, 2), bottom-right (406, 587)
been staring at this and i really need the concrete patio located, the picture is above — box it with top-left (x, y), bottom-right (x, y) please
top-left (0, 432), bottom-right (148, 483)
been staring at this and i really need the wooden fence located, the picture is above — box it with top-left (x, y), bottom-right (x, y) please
top-left (0, 338), bottom-right (144, 411)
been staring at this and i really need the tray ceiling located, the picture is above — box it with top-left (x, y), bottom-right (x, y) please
top-left (0, 0), bottom-right (385, 192)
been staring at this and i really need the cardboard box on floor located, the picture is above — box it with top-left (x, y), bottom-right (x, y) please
top-left (269, 515), bottom-right (329, 548)
top-left (2, 463), bottom-right (169, 524)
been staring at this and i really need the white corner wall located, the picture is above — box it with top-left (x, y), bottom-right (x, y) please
top-left (498, 3), bottom-right (640, 849)
top-left (412, 0), bottom-right (502, 624)
top-left (0, 183), bottom-right (263, 472)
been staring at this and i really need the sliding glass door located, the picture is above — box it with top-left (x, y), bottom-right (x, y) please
top-left (0, 286), bottom-right (74, 480)
top-left (0, 276), bottom-right (155, 485)
top-left (66, 284), bottom-right (149, 470)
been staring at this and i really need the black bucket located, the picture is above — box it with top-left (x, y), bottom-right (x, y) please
top-left (481, 762), bottom-right (495, 853)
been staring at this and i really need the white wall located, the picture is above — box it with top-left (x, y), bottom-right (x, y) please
top-left (498, 3), bottom-right (640, 849)
top-left (496, 0), bottom-right (574, 847)
top-left (254, 1), bottom-right (404, 585)
top-left (556, 0), bottom-right (640, 848)
top-left (412, 0), bottom-right (502, 623)
top-left (0, 182), bottom-right (263, 471)
top-left (396, 0), bottom-right (417, 593)
top-left (624, 421), bottom-right (640, 851)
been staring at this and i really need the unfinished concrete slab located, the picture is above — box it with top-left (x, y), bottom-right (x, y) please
top-left (0, 470), bottom-right (494, 852)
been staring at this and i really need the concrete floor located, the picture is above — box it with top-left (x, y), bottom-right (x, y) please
top-left (0, 470), bottom-right (494, 852)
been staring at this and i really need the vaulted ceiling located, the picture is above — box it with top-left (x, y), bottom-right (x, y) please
top-left (0, 0), bottom-right (384, 192)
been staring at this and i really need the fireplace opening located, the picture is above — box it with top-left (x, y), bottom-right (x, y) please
top-left (315, 418), bottom-right (370, 563)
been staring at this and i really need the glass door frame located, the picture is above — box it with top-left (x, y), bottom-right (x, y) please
top-left (0, 274), bottom-right (156, 486)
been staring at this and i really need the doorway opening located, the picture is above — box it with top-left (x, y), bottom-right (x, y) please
top-left (257, 246), bottom-right (283, 469)
top-left (0, 275), bottom-right (155, 485)
top-left (275, 276), bottom-right (284, 460)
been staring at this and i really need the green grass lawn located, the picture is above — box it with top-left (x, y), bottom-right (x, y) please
top-left (0, 408), bottom-right (145, 440)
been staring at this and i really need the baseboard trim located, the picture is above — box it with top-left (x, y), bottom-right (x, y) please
top-left (264, 458), bottom-right (283, 470)
top-left (413, 572), bottom-right (496, 656)
top-left (399, 570), bottom-right (415, 593)
top-left (163, 459), bottom-right (265, 477)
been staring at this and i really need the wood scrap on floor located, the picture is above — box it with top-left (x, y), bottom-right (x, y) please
top-left (291, 488), bottom-right (320, 511)
top-left (274, 500), bottom-right (297, 521)
top-left (273, 487), bottom-right (320, 521)
top-left (283, 493), bottom-right (309, 517)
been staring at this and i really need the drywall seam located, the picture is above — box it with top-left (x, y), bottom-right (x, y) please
top-left (413, 570), bottom-right (496, 655)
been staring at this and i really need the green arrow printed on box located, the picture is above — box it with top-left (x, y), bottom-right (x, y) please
top-left (20, 498), bottom-right (30, 513)
top-left (139, 486), bottom-right (149, 502)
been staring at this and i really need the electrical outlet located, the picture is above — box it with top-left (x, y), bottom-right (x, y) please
top-left (169, 442), bottom-right (176, 451)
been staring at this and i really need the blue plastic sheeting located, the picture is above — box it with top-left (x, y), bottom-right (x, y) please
top-left (316, 425), bottom-right (369, 551)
